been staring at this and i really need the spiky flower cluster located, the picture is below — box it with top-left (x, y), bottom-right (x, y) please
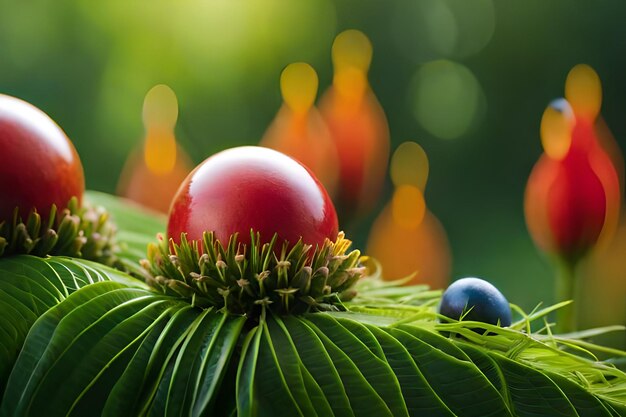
top-left (141, 231), bottom-right (365, 317)
top-left (0, 197), bottom-right (118, 265)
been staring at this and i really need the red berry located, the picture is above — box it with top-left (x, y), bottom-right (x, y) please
top-left (0, 94), bottom-right (84, 221)
top-left (168, 146), bottom-right (339, 249)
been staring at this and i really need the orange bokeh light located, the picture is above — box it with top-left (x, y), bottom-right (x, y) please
top-left (320, 30), bottom-right (390, 220)
top-left (260, 63), bottom-right (339, 195)
top-left (367, 207), bottom-right (451, 288)
top-left (118, 84), bottom-right (192, 213)
top-left (367, 140), bottom-right (451, 287)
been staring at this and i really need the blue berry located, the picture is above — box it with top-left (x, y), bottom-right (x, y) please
top-left (439, 277), bottom-right (512, 327)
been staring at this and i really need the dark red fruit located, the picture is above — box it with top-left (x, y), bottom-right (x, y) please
top-left (0, 94), bottom-right (84, 221)
top-left (168, 146), bottom-right (339, 249)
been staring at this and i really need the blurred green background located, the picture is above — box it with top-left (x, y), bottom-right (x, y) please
top-left (1, 1), bottom-right (624, 331)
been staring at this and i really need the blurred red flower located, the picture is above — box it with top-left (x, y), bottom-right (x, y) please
top-left (525, 99), bottom-right (620, 265)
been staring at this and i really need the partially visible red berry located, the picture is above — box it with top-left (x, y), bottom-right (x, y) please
top-left (0, 94), bottom-right (84, 221)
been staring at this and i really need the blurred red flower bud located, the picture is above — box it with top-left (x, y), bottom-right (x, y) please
top-left (319, 30), bottom-right (390, 222)
top-left (524, 99), bottom-right (620, 265)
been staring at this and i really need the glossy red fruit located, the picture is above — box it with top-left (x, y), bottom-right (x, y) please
top-left (168, 146), bottom-right (339, 249)
top-left (0, 94), bottom-right (84, 221)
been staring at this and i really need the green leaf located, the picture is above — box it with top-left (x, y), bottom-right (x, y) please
top-left (490, 354), bottom-right (578, 416)
top-left (103, 305), bottom-right (200, 417)
top-left (236, 324), bottom-right (262, 417)
top-left (165, 309), bottom-right (223, 416)
top-left (545, 370), bottom-right (614, 417)
top-left (456, 342), bottom-right (510, 404)
top-left (281, 316), bottom-right (355, 417)
top-left (237, 317), bottom-right (308, 417)
top-left (85, 191), bottom-right (165, 238)
top-left (295, 316), bottom-right (394, 416)
top-left (0, 254), bottom-right (150, 395)
top-left (229, 308), bottom-right (626, 417)
top-left (1, 249), bottom-right (625, 417)
top-left (85, 190), bottom-right (165, 266)
top-left (303, 326), bottom-right (392, 416)
top-left (266, 315), bottom-right (335, 417)
top-left (192, 313), bottom-right (246, 416)
top-left (165, 309), bottom-right (245, 417)
top-left (138, 308), bottom-right (246, 417)
top-left (306, 314), bottom-right (409, 417)
top-left (66, 301), bottom-right (183, 416)
top-left (1, 282), bottom-right (178, 416)
top-left (390, 325), bottom-right (512, 417)
top-left (363, 324), bottom-right (457, 416)
top-left (388, 327), bottom-right (506, 416)
top-left (0, 256), bottom-right (114, 395)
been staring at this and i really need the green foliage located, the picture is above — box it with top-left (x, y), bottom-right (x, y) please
top-left (84, 190), bottom-right (166, 269)
top-left (142, 230), bottom-right (363, 316)
top-left (0, 193), bottom-right (624, 416)
top-left (0, 197), bottom-right (117, 264)
top-left (0, 255), bottom-right (147, 395)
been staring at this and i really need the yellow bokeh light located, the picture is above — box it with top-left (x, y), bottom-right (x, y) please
top-left (565, 64), bottom-right (602, 121)
top-left (366, 206), bottom-right (451, 287)
top-left (334, 67), bottom-right (368, 101)
top-left (390, 141), bottom-right (429, 191)
top-left (332, 29), bottom-right (372, 73)
top-left (144, 129), bottom-right (177, 175)
top-left (142, 84), bottom-right (178, 175)
top-left (540, 99), bottom-right (573, 160)
top-left (143, 84), bottom-right (178, 129)
top-left (391, 185), bottom-right (426, 230)
top-left (280, 62), bottom-right (318, 115)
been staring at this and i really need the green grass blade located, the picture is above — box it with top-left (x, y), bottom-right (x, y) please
top-left (490, 353), bottom-right (579, 416)
top-left (546, 370), bottom-right (614, 417)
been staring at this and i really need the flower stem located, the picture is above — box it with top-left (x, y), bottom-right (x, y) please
top-left (555, 259), bottom-right (577, 333)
